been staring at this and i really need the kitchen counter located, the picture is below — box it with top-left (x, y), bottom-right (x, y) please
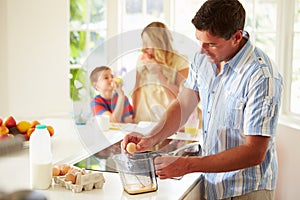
top-left (0, 117), bottom-right (202, 200)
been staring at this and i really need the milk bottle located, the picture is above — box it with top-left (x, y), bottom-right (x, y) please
top-left (29, 124), bottom-right (52, 189)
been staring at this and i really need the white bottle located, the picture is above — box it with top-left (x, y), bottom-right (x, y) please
top-left (29, 124), bottom-right (52, 189)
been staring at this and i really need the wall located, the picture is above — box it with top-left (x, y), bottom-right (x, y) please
top-left (0, 0), bottom-right (9, 116)
top-left (276, 122), bottom-right (300, 200)
top-left (0, 0), bottom-right (71, 119)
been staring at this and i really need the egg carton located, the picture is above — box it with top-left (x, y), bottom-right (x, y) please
top-left (53, 170), bottom-right (105, 193)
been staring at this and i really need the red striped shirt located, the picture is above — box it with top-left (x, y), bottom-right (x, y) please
top-left (91, 93), bottom-right (134, 122)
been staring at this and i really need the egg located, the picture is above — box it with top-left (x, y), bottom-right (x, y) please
top-left (52, 165), bottom-right (60, 176)
top-left (126, 142), bottom-right (137, 154)
top-left (60, 164), bottom-right (71, 176)
top-left (65, 173), bottom-right (76, 184)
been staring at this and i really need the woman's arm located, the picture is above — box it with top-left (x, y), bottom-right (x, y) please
top-left (176, 67), bottom-right (189, 86)
top-left (156, 67), bottom-right (189, 96)
top-left (147, 63), bottom-right (189, 96)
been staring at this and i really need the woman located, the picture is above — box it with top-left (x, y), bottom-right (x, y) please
top-left (132, 22), bottom-right (189, 122)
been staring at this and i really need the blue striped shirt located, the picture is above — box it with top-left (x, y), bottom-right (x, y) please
top-left (184, 38), bottom-right (283, 199)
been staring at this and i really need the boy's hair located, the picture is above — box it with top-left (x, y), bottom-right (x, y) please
top-left (90, 66), bottom-right (111, 84)
top-left (192, 0), bottom-right (245, 40)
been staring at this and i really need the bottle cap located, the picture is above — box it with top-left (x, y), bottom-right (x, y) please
top-left (36, 124), bottom-right (47, 129)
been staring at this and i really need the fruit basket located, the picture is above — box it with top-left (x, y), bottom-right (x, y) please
top-left (53, 170), bottom-right (105, 193)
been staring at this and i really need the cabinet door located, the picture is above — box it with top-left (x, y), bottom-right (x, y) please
top-left (181, 180), bottom-right (201, 200)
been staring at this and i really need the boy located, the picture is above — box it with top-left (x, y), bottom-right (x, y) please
top-left (90, 66), bottom-right (134, 123)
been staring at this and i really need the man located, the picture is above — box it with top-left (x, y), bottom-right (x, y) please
top-left (122, 0), bottom-right (283, 199)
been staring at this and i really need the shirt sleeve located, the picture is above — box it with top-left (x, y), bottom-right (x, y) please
top-left (244, 66), bottom-right (283, 136)
top-left (184, 52), bottom-right (203, 92)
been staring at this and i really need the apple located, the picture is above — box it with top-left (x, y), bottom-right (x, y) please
top-left (0, 126), bottom-right (9, 135)
top-left (114, 77), bottom-right (123, 85)
top-left (0, 118), bottom-right (2, 126)
top-left (3, 116), bottom-right (17, 128)
top-left (0, 133), bottom-right (11, 140)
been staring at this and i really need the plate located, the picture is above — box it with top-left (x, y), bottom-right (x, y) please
top-left (0, 137), bottom-right (24, 155)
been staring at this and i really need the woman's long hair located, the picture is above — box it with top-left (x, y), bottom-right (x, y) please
top-left (141, 21), bottom-right (176, 68)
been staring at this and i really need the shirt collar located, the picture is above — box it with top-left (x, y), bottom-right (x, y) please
top-left (225, 31), bottom-right (254, 74)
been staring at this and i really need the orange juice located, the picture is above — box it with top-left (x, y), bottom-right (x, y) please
top-left (184, 127), bottom-right (198, 134)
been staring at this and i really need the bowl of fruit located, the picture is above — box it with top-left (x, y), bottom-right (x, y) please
top-left (0, 116), bottom-right (55, 152)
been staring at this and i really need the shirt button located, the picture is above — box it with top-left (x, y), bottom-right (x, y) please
top-left (204, 130), bottom-right (207, 133)
top-left (212, 91), bottom-right (215, 94)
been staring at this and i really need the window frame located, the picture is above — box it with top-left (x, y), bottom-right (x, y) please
top-left (276, 0), bottom-right (300, 128)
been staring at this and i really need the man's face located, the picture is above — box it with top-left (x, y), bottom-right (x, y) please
top-left (195, 29), bottom-right (241, 64)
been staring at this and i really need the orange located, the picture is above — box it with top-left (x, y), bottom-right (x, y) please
top-left (16, 121), bottom-right (31, 133)
top-left (46, 125), bottom-right (55, 137)
top-left (27, 127), bottom-right (35, 139)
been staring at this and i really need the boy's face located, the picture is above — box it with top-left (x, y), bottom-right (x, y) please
top-left (94, 69), bottom-right (114, 92)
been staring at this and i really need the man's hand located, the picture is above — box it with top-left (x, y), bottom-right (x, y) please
top-left (121, 132), bottom-right (155, 153)
top-left (154, 155), bottom-right (189, 179)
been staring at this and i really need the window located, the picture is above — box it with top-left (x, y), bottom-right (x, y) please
top-left (291, 0), bottom-right (300, 114)
top-left (70, 0), bottom-right (107, 66)
top-left (69, 0), bottom-right (300, 123)
top-left (118, 0), bottom-right (204, 85)
top-left (119, 0), bottom-right (165, 70)
top-left (172, 0), bottom-right (205, 40)
top-left (122, 0), bottom-right (165, 31)
top-left (240, 0), bottom-right (277, 61)
top-left (171, 0), bottom-right (206, 64)
top-left (69, 0), bottom-right (107, 101)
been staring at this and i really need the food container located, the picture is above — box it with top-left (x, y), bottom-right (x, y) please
top-left (53, 170), bottom-right (105, 193)
top-left (112, 152), bottom-right (158, 195)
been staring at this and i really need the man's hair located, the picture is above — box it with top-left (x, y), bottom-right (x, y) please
top-left (192, 0), bottom-right (245, 40)
top-left (90, 66), bottom-right (111, 84)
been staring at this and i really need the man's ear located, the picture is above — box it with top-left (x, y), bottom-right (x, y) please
top-left (232, 30), bottom-right (243, 45)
